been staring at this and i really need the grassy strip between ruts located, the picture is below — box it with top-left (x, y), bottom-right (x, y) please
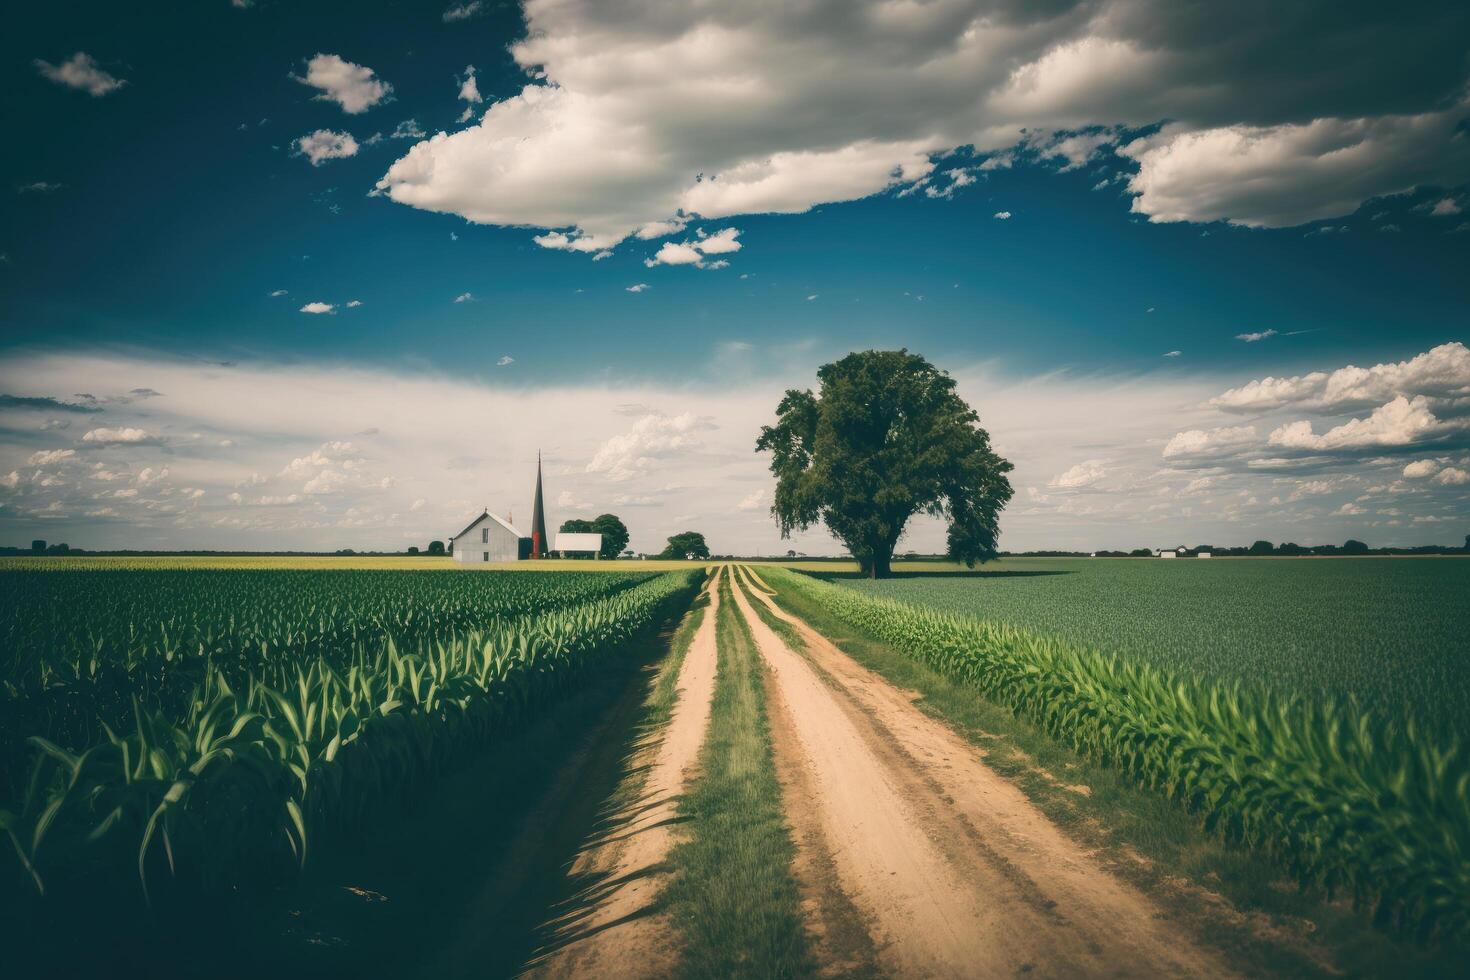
top-left (756, 567), bottom-right (1467, 980)
top-left (663, 569), bottom-right (812, 979)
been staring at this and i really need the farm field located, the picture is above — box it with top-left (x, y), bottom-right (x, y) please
top-left (3, 560), bottom-right (1467, 977)
top-left (0, 564), bottom-right (701, 949)
top-left (795, 557), bottom-right (1470, 738)
top-left (0, 555), bottom-right (713, 571)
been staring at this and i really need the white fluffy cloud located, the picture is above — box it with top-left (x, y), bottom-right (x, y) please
top-left (1435, 467), bottom-right (1469, 486)
top-left (1049, 459), bottom-right (1107, 489)
top-left (1209, 342), bottom-right (1470, 413)
top-left (1161, 425), bottom-right (1257, 460)
top-left (82, 427), bottom-right (156, 445)
top-left (294, 54), bottom-right (392, 114)
top-left (34, 52), bottom-right (126, 96)
top-left (293, 130), bottom-right (360, 166)
top-left (1236, 330), bottom-right (1276, 343)
top-left (1402, 459), bottom-right (1441, 479)
top-left (374, 0), bottom-right (1470, 252)
top-left (644, 227), bottom-right (742, 268)
top-left (300, 302), bottom-right (336, 314)
top-left (1267, 396), bottom-right (1457, 452)
top-left (586, 411), bottom-right (712, 481)
top-left (1121, 104), bottom-right (1470, 227)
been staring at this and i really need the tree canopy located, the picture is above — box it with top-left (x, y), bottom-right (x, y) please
top-left (756, 349), bottom-right (1013, 578)
top-left (659, 531), bottom-right (710, 559)
top-left (591, 513), bottom-right (630, 559)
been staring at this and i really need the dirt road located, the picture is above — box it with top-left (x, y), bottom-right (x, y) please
top-left (728, 564), bottom-right (1232, 978)
top-left (523, 568), bottom-right (723, 978)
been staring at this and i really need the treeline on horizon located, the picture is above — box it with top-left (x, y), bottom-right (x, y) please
top-left (3, 536), bottom-right (1468, 560)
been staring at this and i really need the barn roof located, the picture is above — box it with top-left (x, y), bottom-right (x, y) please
top-left (449, 510), bottom-right (524, 541)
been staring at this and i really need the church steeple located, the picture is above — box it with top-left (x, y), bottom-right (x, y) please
top-left (530, 451), bottom-right (547, 559)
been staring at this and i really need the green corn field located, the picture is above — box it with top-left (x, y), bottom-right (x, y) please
top-left (838, 557), bottom-right (1470, 739)
top-left (0, 567), bottom-right (702, 906)
top-left (764, 565), bottom-right (1470, 942)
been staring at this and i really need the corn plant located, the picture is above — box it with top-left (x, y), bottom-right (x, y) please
top-left (764, 566), bottom-right (1470, 943)
top-left (1, 568), bottom-right (701, 905)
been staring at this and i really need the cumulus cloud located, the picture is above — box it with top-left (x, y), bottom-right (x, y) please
top-left (300, 302), bottom-right (336, 314)
top-left (294, 54), bottom-right (392, 114)
top-left (28, 449), bottom-right (75, 465)
top-left (346, 299), bottom-right (363, 308)
top-left (644, 228), bottom-right (742, 267)
top-left (34, 52), bottom-right (126, 96)
top-left (1269, 396), bottom-right (1461, 452)
top-left (1121, 104), bottom-right (1470, 227)
top-left (1209, 342), bottom-right (1470, 413)
top-left (453, 292), bottom-right (475, 303)
top-left (625, 283), bottom-right (650, 293)
top-left (82, 427), bottom-right (158, 446)
top-left (586, 411), bottom-right (713, 481)
top-left (993, 211), bottom-right (1013, 220)
top-left (392, 119), bottom-right (426, 140)
top-left (1050, 459), bottom-right (1107, 489)
top-left (373, 1), bottom-right (1470, 252)
top-left (1162, 425), bottom-right (1257, 460)
top-left (1435, 466), bottom-right (1469, 486)
top-left (458, 66), bottom-right (482, 105)
top-left (497, 355), bottom-right (514, 366)
top-left (1402, 458), bottom-right (1441, 479)
top-left (293, 130), bottom-right (359, 166)
top-left (270, 289), bottom-right (288, 297)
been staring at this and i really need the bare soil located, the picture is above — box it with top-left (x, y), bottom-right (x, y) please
top-left (522, 568), bottom-right (723, 978)
top-left (730, 565), bottom-right (1234, 978)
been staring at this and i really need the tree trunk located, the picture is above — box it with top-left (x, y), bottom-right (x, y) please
top-left (869, 548), bottom-right (892, 579)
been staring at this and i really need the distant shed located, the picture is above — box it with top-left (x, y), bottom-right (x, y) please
top-left (556, 532), bottom-right (603, 557)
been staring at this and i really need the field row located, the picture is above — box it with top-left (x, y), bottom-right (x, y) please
top-left (0, 568), bottom-right (702, 906)
top-left (833, 557), bottom-right (1470, 738)
top-left (767, 566), bottom-right (1470, 941)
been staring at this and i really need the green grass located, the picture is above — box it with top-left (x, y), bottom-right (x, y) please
top-left (664, 572), bottom-right (812, 979)
top-left (765, 572), bottom-right (1467, 978)
top-left (808, 557), bottom-right (1470, 738)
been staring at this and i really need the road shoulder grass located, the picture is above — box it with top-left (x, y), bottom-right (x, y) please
top-left (762, 571), bottom-right (1465, 980)
top-left (663, 569), bottom-right (812, 978)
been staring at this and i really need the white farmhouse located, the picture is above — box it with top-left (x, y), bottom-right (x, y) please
top-left (555, 532), bottom-right (602, 557)
top-left (450, 511), bottom-right (523, 564)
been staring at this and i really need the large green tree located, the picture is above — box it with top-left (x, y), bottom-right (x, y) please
top-left (591, 513), bottom-right (630, 559)
top-left (756, 349), bottom-right (1013, 578)
top-left (659, 531), bottom-right (710, 560)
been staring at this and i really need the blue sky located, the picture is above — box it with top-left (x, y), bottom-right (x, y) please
top-left (2, 0), bottom-right (1468, 553)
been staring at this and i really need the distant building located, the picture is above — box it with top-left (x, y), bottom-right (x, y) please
top-left (556, 532), bottom-right (602, 557)
top-left (1197, 551), bottom-right (1212, 559)
top-left (450, 511), bottom-right (523, 564)
top-left (1157, 547), bottom-right (1186, 558)
top-left (447, 454), bottom-right (556, 565)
